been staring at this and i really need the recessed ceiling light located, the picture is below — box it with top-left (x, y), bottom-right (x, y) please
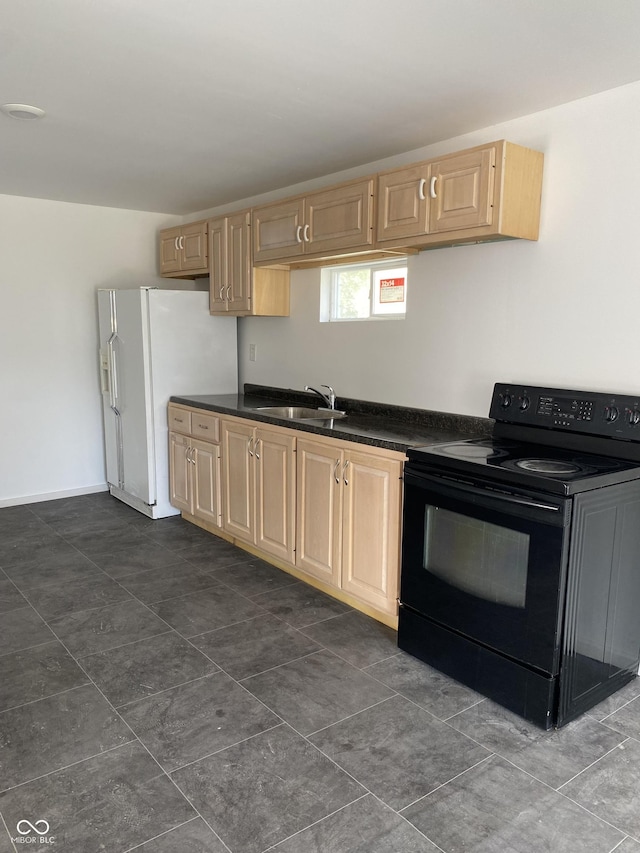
top-left (1, 103), bottom-right (45, 120)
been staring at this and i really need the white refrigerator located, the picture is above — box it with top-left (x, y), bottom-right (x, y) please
top-left (98, 287), bottom-right (237, 518)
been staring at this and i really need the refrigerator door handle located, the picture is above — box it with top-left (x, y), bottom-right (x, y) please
top-left (107, 337), bottom-right (119, 412)
top-left (99, 349), bottom-right (110, 395)
top-left (106, 290), bottom-right (124, 489)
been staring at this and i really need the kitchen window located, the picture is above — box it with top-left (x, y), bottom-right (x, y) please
top-left (320, 258), bottom-right (408, 322)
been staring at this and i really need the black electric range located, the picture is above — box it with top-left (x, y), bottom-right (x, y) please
top-left (399, 383), bottom-right (640, 729)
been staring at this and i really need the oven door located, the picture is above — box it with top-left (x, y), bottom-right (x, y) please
top-left (400, 467), bottom-right (572, 675)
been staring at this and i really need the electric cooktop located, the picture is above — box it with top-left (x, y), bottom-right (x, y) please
top-left (408, 383), bottom-right (640, 496)
top-left (407, 438), bottom-right (640, 495)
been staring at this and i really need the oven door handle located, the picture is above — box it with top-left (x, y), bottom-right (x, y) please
top-left (404, 469), bottom-right (569, 522)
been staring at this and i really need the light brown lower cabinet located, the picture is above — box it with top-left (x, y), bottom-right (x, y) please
top-left (296, 436), bottom-right (403, 616)
top-left (221, 417), bottom-right (296, 564)
top-left (170, 406), bottom-right (405, 623)
top-left (169, 431), bottom-right (222, 527)
top-left (168, 404), bottom-right (222, 526)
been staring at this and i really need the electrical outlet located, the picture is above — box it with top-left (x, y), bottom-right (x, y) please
top-left (249, 343), bottom-right (257, 362)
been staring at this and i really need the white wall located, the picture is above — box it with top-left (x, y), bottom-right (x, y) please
top-left (0, 195), bottom-right (181, 505)
top-left (233, 81), bottom-right (640, 416)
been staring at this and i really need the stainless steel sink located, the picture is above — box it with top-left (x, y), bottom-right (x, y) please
top-left (254, 405), bottom-right (346, 420)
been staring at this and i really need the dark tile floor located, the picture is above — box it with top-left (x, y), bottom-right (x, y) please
top-left (1, 493), bottom-right (640, 852)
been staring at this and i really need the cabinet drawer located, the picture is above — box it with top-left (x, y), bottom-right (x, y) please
top-left (191, 411), bottom-right (220, 443)
top-left (168, 406), bottom-right (191, 434)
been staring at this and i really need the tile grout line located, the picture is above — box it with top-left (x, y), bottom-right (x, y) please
top-left (598, 694), bottom-right (640, 723)
top-left (120, 815), bottom-right (201, 853)
top-left (168, 721), bottom-right (286, 776)
top-left (0, 739), bottom-right (137, 796)
top-left (126, 722), bottom-right (234, 853)
top-left (378, 794), bottom-right (450, 853)
top-left (557, 736), bottom-right (632, 791)
top-left (361, 649), bottom-right (404, 670)
top-left (113, 669), bottom-right (225, 710)
top-left (238, 648), bottom-right (329, 683)
top-left (259, 792), bottom-right (371, 853)
top-left (398, 752), bottom-right (495, 814)
top-left (0, 636), bottom-right (62, 659)
top-left (0, 680), bottom-right (93, 716)
top-left (65, 627), bottom-right (176, 661)
top-left (0, 809), bottom-right (18, 853)
top-left (305, 692), bottom-right (400, 739)
top-left (495, 748), bottom-right (639, 839)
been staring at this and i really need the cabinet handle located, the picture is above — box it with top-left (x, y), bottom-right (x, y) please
top-left (180, 235), bottom-right (185, 249)
top-left (248, 437), bottom-right (254, 457)
top-left (296, 225), bottom-right (303, 244)
top-left (418, 178), bottom-right (426, 201)
top-left (429, 176), bottom-right (437, 199)
top-left (219, 286), bottom-right (225, 300)
top-left (255, 438), bottom-right (261, 460)
top-left (343, 459), bottom-right (349, 485)
top-left (334, 458), bottom-right (340, 484)
top-left (174, 237), bottom-right (179, 251)
top-left (226, 285), bottom-right (231, 301)
top-left (303, 224), bottom-right (310, 242)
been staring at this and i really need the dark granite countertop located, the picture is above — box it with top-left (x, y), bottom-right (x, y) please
top-left (170, 383), bottom-right (493, 453)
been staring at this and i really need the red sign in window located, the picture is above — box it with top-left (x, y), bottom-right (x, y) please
top-left (379, 277), bottom-right (405, 304)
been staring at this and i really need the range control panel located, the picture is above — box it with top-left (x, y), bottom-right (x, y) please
top-left (490, 384), bottom-right (640, 438)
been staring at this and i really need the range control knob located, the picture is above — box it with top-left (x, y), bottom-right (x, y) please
top-left (627, 409), bottom-right (640, 426)
top-left (604, 405), bottom-right (619, 423)
top-left (500, 392), bottom-right (513, 409)
top-left (519, 395), bottom-right (530, 411)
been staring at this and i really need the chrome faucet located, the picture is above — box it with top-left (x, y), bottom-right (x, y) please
top-left (305, 384), bottom-right (336, 410)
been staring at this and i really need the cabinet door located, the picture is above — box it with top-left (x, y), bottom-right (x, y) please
top-left (305, 179), bottom-right (374, 255)
top-left (160, 227), bottom-right (182, 274)
top-left (169, 431), bottom-right (192, 513)
top-left (192, 438), bottom-right (221, 527)
top-left (181, 220), bottom-right (208, 271)
top-left (208, 216), bottom-right (228, 313)
top-left (429, 146), bottom-right (496, 233)
top-left (295, 438), bottom-right (342, 586)
top-left (221, 420), bottom-right (255, 541)
top-left (227, 211), bottom-right (251, 313)
top-left (252, 198), bottom-right (305, 264)
top-left (341, 450), bottom-right (402, 614)
top-left (377, 164), bottom-right (430, 243)
top-left (254, 428), bottom-right (296, 563)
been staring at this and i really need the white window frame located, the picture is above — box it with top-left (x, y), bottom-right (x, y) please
top-left (320, 257), bottom-right (409, 323)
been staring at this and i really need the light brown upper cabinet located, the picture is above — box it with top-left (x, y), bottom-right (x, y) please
top-left (159, 220), bottom-right (208, 277)
top-left (252, 177), bottom-right (375, 266)
top-left (376, 140), bottom-right (543, 250)
top-left (209, 210), bottom-right (290, 317)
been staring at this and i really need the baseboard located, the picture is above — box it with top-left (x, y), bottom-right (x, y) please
top-left (0, 484), bottom-right (109, 508)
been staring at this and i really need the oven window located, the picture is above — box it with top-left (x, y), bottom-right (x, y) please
top-left (424, 505), bottom-right (529, 608)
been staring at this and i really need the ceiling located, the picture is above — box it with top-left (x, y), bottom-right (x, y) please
top-left (2, 0), bottom-right (640, 215)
